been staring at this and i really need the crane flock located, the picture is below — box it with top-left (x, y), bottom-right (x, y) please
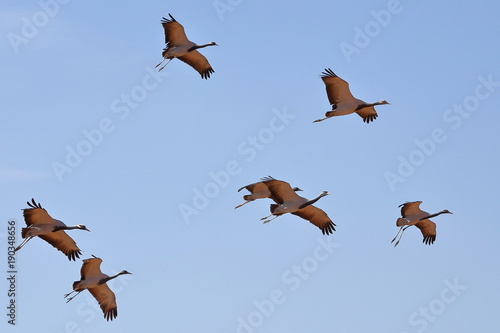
top-left (13, 11), bottom-right (455, 324)
top-left (15, 199), bottom-right (130, 321)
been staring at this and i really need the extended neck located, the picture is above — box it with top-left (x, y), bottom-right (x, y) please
top-left (54, 225), bottom-right (80, 231)
top-left (423, 211), bottom-right (448, 219)
top-left (299, 192), bottom-right (327, 209)
top-left (103, 272), bottom-right (126, 284)
top-left (189, 43), bottom-right (215, 52)
top-left (360, 101), bottom-right (383, 108)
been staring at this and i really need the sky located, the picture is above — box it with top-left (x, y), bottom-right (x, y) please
top-left (1, 0), bottom-right (500, 332)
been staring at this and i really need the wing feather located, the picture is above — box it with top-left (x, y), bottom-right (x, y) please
top-left (161, 14), bottom-right (189, 46)
top-left (88, 284), bottom-right (118, 321)
top-left (292, 205), bottom-right (336, 235)
top-left (321, 68), bottom-right (356, 105)
top-left (399, 201), bottom-right (423, 217)
top-left (262, 179), bottom-right (301, 204)
top-left (38, 231), bottom-right (83, 261)
top-left (238, 181), bottom-right (269, 194)
top-left (22, 206), bottom-right (54, 227)
top-left (80, 257), bottom-right (103, 280)
top-left (177, 51), bottom-right (214, 79)
top-left (415, 219), bottom-right (436, 245)
top-left (355, 105), bottom-right (378, 123)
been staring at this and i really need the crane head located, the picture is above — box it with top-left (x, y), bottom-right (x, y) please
top-left (119, 270), bottom-right (132, 275)
top-left (441, 209), bottom-right (453, 215)
top-left (76, 224), bottom-right (90, 231)
top-left (209, 42), bottom-right (218, 46)
top-left (292, 187), bottom-right (303, 192)
top-left (378, 100), bottom-right (390, 105)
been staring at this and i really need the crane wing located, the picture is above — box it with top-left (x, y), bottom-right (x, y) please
top-left (238, 181), bottom-right (269, 194)
top-left (88, 284), bottom-right (118, 321)
top-left (178, 51), bottom-right (214, 79)
top-left (415, 219), bottom-right (436, 245)
top-left (161, 14), bottom-right (190, 47)
top-left (355, 105), bottom-right (378, 123)
top-left (399, 201), bottom-right (423, 217)
top-left (321, 68), bottom-right (356, 105)
top-left (38, 231), bottom-right (83, 261)
top-left (80, 257), bottom-right (104, 280)
top-left (292, 205), bottom-right (336, 235)
top-left (262, 178), bottom-right (301, 204)
top-left (23, 206), bottom-right (54, 226)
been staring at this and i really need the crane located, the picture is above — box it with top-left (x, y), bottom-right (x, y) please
top-left (259, 177), bottom-right (336, 235)
top-left (14, 199), bottom-right (90, 261)
top-left (391, 201), bottom-right (452, 246)
top-left (314, 68), bottom-right (390, 123)
top-left (64, 255), bottom-right (131, 321)
top-left (155, 13), bottom-right (218, 79)
top-left (235, 176), bottom-right (302, 209)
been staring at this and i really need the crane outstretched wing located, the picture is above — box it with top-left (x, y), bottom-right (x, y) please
top-left (415, 219), bottom-right (436, 245)
top-left (292, 205), bottom-right (336, 235)
top-left (355, 106), bottom-right (378, 123)
top-left (398, 201), bottom-right (423, 217)
top-left (178, 51), bottom-right (214, 79)
top-left (23, 199), bottom-right (54, 226)
top-left (161, 14), bottom-right (189, 47)
top-left (321, 68), bottom-right (355, 105)
top-left (88, 284), bottom-right (118, 321)
top-left (262, 178), bottom-right (301, 204)
top-left (39, 232), bottom-right (83, 261)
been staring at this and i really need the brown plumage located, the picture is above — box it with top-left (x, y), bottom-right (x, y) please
top-left (155, 13), bottom-right (217, 79)
top-left (391, 201), bottom-right (452, 246)
top-left (14, 199), bottom-right (90, 261)
top-left (235, 176), bottom-right (302, 209)
top-left (259, 177), bottom-right (336, 235)
top-left (314, 68), bottom-right (390, 123)
top-left (64, 256), bottom-right (131, 321)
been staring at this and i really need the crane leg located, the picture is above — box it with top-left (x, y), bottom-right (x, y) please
top-left (158, 58), bottom-right (172, 72)
top-left (14, 236), bottom-right (34, 252)
top-left (313, 117), bottom-right (327, 123)
top-left (391, 226), bottom-right (410, 247)
top-left (234, 201), bottom-right (250, 209)
top-left (155, 57), bottom-right (167, 68)
top-left (261, 215), bottom-right (279, 224)
top-left (64, 290), bottom-right (82, 303)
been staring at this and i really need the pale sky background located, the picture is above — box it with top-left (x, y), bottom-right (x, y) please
top-left (1, 0), bottom-right (500, 332)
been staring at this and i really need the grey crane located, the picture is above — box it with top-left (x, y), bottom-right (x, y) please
top-left (155, 13), bottom-right (217, 79)
top-left (391, 201), bottom-right (452, 246)
top-left (258, 177), bottom-right (336, 235)
top-left (314, 68), bottom-right (390, 123)
top-left (64, 255), bottom-right (131, 321)
top-left (14, 199), bottom-right (89, 261)
top-left (235, 176), bottom-right (302, 209)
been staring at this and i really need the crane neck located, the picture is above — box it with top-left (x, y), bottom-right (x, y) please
top-left (188, 43), bottom-right (215, 52)
top-left (53, 225), bottom-right (78, 231)
top-left (423, 211), bottom-right (447, 219)
top-left (298, 192), bottom-right (327, 209)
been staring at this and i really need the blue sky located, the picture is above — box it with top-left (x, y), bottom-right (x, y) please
top-left (1, 0), bottom-right (500, 332)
